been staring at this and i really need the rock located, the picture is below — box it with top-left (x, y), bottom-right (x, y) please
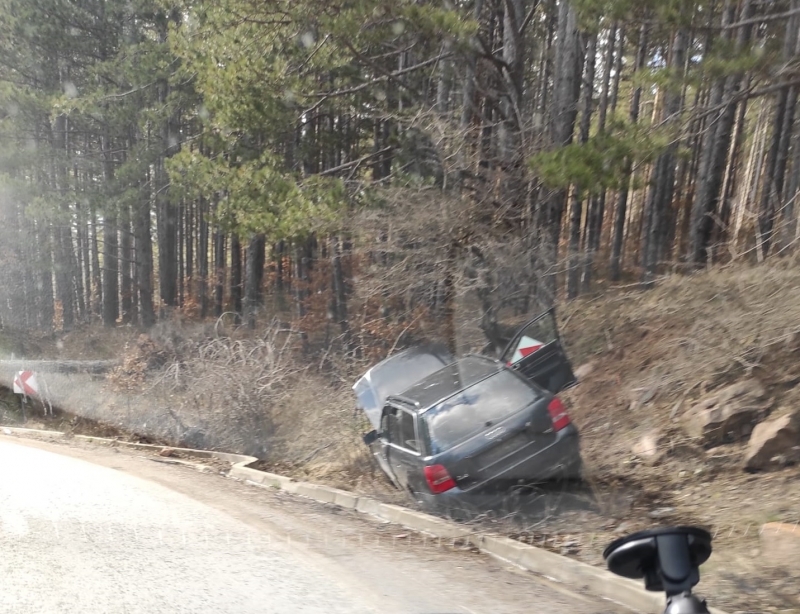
top-left (158, 447), bottom-right (176, 457)
top-left (760, 522), bottom-right (800, 568)
top-left (631, 429), bottom-right (663, 464)
top-left (743, 413), bottom-right (800, 471)
top-left (683, 379), bottom-right (772, 447)
top-left (648, 507), bottom-right (675, 519)
top-left (573, 362), bottom-right (595, 380)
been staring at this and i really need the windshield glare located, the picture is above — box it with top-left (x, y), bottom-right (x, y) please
top-left (424, 371), bottom-right (542, 453)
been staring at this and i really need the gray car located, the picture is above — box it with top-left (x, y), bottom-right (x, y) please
top-left (354, 309), bottom-right (581, 512)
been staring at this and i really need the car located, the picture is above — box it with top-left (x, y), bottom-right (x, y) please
top-left (353, 308), bottom-right (581, 512)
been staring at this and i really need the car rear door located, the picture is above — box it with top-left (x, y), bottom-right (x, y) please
top-left (385, 407), bottom-right (424, 494)
top-left (499, 308), bottom-right (576, 394)
top-left (371, 409), bottom-right (401, 488)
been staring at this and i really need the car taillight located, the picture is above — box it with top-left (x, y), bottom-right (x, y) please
top-left (547, 397), bottom-right (571, 431)
top-left (424, 464), bottom-right (457, 494)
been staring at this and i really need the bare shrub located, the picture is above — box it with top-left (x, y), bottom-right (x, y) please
top-left (137, 319), bottom-right (300, 457)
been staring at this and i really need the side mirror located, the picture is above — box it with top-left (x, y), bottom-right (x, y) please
top-left (362, 430), bottom-right (380, 445)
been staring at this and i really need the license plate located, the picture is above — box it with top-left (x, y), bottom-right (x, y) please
top-left (478, 432), bottom-right (530, 468)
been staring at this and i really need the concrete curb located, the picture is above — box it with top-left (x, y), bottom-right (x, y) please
top-left (1, 426), bottom-right (726, 614)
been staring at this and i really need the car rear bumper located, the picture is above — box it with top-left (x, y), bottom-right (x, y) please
top-left (414, 425), bottom-right (582, 513)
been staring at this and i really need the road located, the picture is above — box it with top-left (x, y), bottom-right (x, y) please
top-left (0, 436), bottom-right (627, 614)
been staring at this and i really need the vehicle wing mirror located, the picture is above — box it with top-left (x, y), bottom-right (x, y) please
top-left (362, 430), bottom-right (380, 445)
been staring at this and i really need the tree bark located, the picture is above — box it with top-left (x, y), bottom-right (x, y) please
top-left (197, 198), bottom-right (209, 317)
top-left (214, 228), bottom-right (225, 317)
top-left (231, 233), bottom-right (242, 321)
top-left (689, 0), bottom-right (754, 265)
top-left (102, 133), bottom-right (119, 327)
top-left (567, 31), bottom-right (597, 299)
top-left (36, 221), bottom-right (55, 331)
top-left (610, 24), bottom-right (648, 281)
top-left (541, 0), bottom-right (582, 301)
top-left (135, 175), bottom-right (156, 328)
top-left (331, 235), bottom-right (349, 335)
top-left (582, 24), bottom-right (617, 292)
top-left (245, 235), bottom-right (265, 329)
top-left (120, 203), bottom-right (133, 324)
top-left (758, 0), bottom-right (800, 259)
top-left (498, 0), bottom-right (526, 162)
top-left (641, 28), bottom-right (689, 282)
top-left (90, 201), bottom-right (102, 316)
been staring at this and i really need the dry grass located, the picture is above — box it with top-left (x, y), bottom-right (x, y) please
top-left (546, 261), bottom-right (800, 613)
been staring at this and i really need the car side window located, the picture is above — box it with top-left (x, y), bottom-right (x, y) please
top-left (385, 407), bottom-right (419, 453)
top-left (397, 410), bottom-right (419, 453)
top-left (504, 311), bottom-right (560, 365)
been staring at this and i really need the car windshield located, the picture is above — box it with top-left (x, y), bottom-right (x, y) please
top-left (423, 371), bottom-right (542, 453)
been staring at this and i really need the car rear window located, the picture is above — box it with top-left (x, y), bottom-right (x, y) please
top-left (423, 371), bottom-right (542, 453)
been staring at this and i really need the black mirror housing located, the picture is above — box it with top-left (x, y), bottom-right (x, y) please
top-left (362, 430), bottom-right (380, 445)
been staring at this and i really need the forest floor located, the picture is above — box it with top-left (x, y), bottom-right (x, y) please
top-left (3, 261), bottom-right (800, 612)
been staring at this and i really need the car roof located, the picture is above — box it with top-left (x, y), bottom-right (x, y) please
top-left (392, 355), bottom-right (502, 411)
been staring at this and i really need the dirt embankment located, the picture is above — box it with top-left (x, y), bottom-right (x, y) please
top-left (554, 262), bottom-right (800, 613)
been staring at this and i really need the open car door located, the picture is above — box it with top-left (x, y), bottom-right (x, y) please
top-left (499, 308), bottom-right (577, 394)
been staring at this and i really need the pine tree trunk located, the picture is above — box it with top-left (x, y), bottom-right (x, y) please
top-left (36, 221), bottom-right (55, 331)
top-left (120, 204), bottom-right (133, 324)
top-left (541, 0), bottom-right (582, 301)
top-left (293, 242), bottom-right (307, 321)
top-left (582, 24), bottom-right (616, 292)
top-left (178, 200), bottom-right (185, 306)
top-left (155, 15), bottom-right (180, 309)
top-left (52, 115), bottom-right (75, 330)
top-left (331, 235), bottom-right (349, 335)
top-left (780, 128), bottom-right (800, 251)
top-left (79, 181), bottom-right (92, 319)
top-left (641, 28), bottom-right (689, 282)
top-left (610, 24), bottom-right (648, 281)
top-left (231, 233), bottom-right (242, 321)
top-left (758, 1), bottom-right (800, 258)
top-left (90, 201), bottom-right (102, 316)
top-left (73, 205), bottom-right (86, 322)
top-left (214, 229), bottom-right (225, 317)
top-left (567, 32), bottom-right (597, 299)
top-left (245, 235), bottom-right (265, 329)
top-left (717, 91), bottom-right (749, 248)
top-left (498, 0), bottom-right (526, 162)
top-left (102, 134), bottom-right (119, 327)
top-left (198, 198), bottom-right (209, 317)
top-left (135, 177), bottom-right (156, 328)
top-left (689, 0), bottom-right (754, 265)
top-left (185, 199), bottom-right (194, 296)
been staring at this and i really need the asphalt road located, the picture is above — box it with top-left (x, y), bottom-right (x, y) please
top-left (0, 437), bottom-right (627, 614)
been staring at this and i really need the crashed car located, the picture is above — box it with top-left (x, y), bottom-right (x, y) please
top-left (354, 308), bottom-right (581, 511)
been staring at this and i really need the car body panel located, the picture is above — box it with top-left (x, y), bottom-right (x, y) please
top-left (353, 343), bottom-right (454, 429)
top-left (413, 427), bottom-right (582, 517)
